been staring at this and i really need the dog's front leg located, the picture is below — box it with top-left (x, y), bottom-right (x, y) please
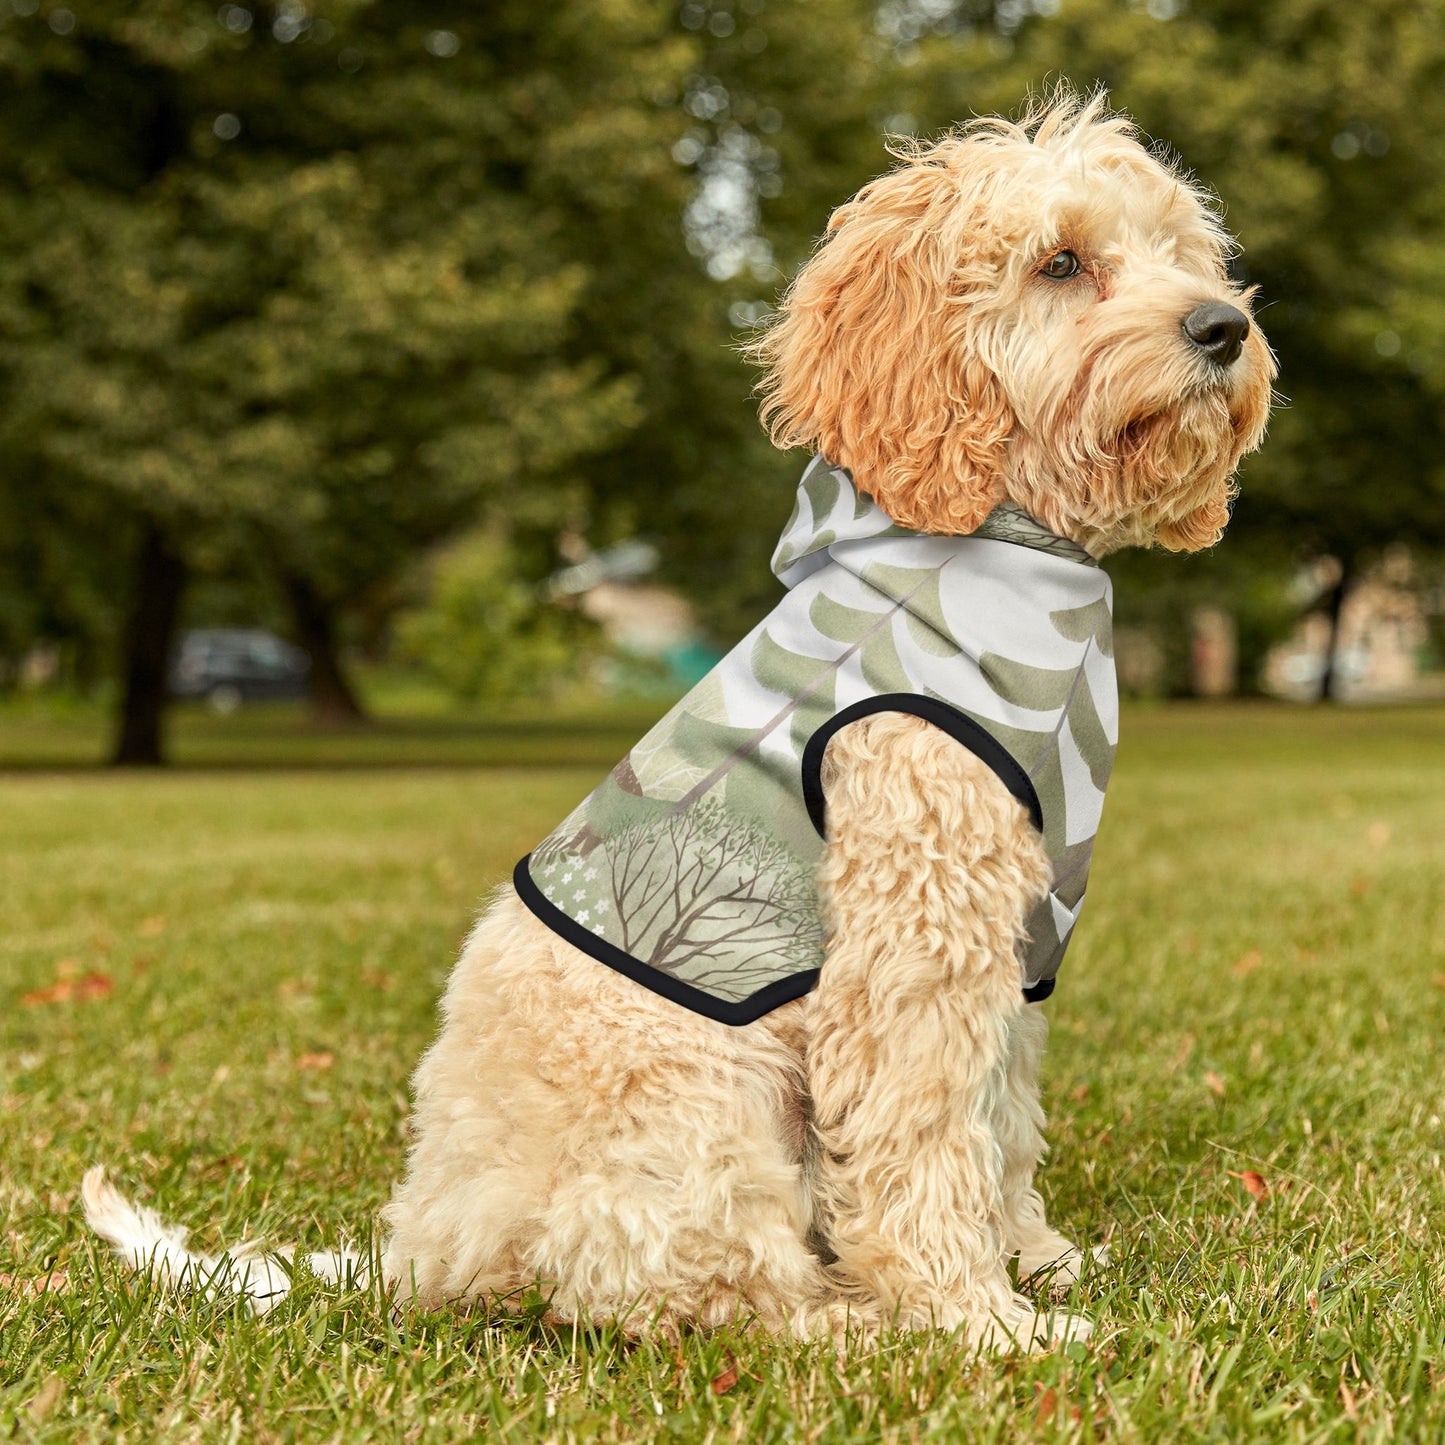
top-left (994, 1005), bottom-right (1098, 1289)
top-left (807, 713), bottom-right (1088, 1349)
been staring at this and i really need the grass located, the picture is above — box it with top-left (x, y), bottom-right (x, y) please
top-left (0, 683), bottom-right (671, 771)
top-left (2, 700), bottom-right (1444, 1442)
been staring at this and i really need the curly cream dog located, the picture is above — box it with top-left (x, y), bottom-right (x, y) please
top-left (85, 92), bottom-right (1273, 1350)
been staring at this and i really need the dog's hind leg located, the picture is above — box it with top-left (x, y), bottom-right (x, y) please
top-left (805, 714), bottom-right (1091, 1350)
top-left (383, 895), bottom-right (834, 1337)
top-left (511, 987), bottom-right (836, 1339)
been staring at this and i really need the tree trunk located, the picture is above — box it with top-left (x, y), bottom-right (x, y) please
top-left (1317, 556), bottom-right (1354, 703)
top-left (281, 571), bottom-right (366, 725)
top-left (112, 524), bottom-right (187, 766)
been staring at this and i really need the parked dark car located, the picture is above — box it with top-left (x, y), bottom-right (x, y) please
top-left (170, 629), bottom-right (310, 712)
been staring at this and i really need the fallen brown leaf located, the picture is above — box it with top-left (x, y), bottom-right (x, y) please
top-left (295, 1051), bottom-right (334, 1071)
top-left (21, 983), bottom-right (69, 1006)
top-left (0, 1268), bottom-right (70, 1299)
top-left (361, 969), bottom-right (394, 992)
top-left (21, 972), bottom-right (113, 1007)
top-left (1433, 973), bottom-right (1445, 990)
top-left (1070, 1083), bottom-right (1090, 1103)
top-left (1232, 950), bottom-right (1263, 977)
top-left (1204, 1070), bottom-right (1227, 1098)
top-left (1229, 1169), bottom-right (1268, 1201)
top-left (1349, 875), bottom-right (1372, 898)
top-left (1034, 1386), bottom-right (1058, 1424)
top-left (711, 1357), bottom-right (740, 1396)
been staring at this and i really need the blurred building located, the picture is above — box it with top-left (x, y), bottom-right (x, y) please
top-left (548, 541), bottom-right (721, 690)
top-left (1262, 548), bottom-right (1441, 701)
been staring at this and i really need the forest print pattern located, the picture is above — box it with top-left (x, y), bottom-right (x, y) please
top-left (525, 457), bottom-right (1119, 1009)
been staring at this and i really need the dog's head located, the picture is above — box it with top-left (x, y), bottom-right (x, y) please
top-left (751, 90), bottom-right (1275, 554)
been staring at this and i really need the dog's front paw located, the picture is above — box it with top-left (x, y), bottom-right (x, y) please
top-left (1018, 1240), bottom-right (1110, 1293)
top-left (973, 1295), bottom-right (1093, 1353)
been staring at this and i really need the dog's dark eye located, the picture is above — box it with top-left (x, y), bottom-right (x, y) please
top-left (1041, 250), bottom-right (1081, 280)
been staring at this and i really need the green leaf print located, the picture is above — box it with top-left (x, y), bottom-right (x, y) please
top-left (717, 749), bottom-right (822, 856)
top-left (670, 707), bottom-right (770, 783)
top-left (800, 458), bottom-right (844, 530)
top-left (901, 572), bottom-right (963, 659)
top-left (627, 674), bottom-right (749, 803)
top-left (787, 665), bottom-right (834, 760)
top-left (1025, 740), bottom-right (1069, 860)
top-left (575, 772), bottom-right (673, 843)
top-left (809, 592), bottom-right (884, 646)
top-left (979, 653), bottom-right (1083, 712)
top-left (1050, 837), bottom-right (1095, 910)
top-left (1049, 597), bottom-right (1114, 657)
top-left (1021, 905), bottom-right (1064, 981)
top-left (860, 625), bottom-right (913, 694)
top-left (858, 561), bottom-right (952, 626)
top-left (752, 628), bottom-right (831, 700)
top-left (905, 613), bottom-right (961, 657)
top-left (1065, 674), bottom-right (1115, 792)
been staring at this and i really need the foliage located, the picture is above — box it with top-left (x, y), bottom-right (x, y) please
top-left (2, 702), bottom-right (1444, 1438)
top-left (1108, 542), bottom-right (1305, 696)
top-left (5, 0), bottom-right (1445, 725)
top-left (0, 1), bottom-right (680, 617)
top-left (394, 532), bottom-right (599, 705)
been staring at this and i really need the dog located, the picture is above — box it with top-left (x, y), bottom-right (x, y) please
top-left (85, 90), bottom-right (1273, 1351)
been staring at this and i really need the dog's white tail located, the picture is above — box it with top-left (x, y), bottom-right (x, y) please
top-left (81, 1166), bottom-right (367, 1315)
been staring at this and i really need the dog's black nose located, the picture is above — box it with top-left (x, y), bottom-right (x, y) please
top-left (1182, 302), bottom-right (1250, 367)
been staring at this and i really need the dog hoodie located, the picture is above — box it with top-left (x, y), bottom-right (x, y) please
top-left (515, 455), bottom-right (1118, 1025)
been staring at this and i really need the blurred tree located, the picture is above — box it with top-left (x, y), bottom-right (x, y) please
top-left (9, 0), bottom-right (1442, 742)
top-left (395, 531), bottom-right (599, 705)
top-left (572, 0), bottom-right (891, 639)
top-left (0, 0), bottom-right (906, 753)
top-left (0, 1), bottom-right (690, 758)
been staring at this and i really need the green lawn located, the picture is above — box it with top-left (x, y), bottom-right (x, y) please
top-left (2, 703), bottom-right (1443, 1442)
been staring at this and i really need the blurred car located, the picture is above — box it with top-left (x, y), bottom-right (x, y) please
top-left (169, 628), bottom-right (310, 712)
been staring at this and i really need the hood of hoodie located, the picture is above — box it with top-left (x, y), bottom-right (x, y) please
top-left (771, 455), bottom-right (1095, 590)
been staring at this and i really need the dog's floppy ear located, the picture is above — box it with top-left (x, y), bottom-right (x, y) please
top-left (750, 147), bottom-right (1012, 534)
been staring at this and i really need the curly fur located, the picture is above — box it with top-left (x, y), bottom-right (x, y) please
top-left (85, 88), bottom-right (1272, 1353)
top-left (749, 91), bottom-right (1273, 554)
